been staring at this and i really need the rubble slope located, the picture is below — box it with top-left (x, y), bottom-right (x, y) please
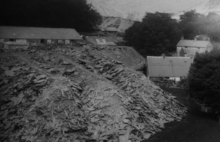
top-left (0, 45), bottom-right (186, 142)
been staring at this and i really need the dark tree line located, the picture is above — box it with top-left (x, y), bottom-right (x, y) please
top-left (187, 50), bottom-right (220, 112)
top-left (124, 12), bottom-right (181, 56)
top-left (0, 0), bottom-right (102, 32)
top-left (124, 10), bottom-right (220, 56)
top-left (179, 10), bottom-right (220, 41)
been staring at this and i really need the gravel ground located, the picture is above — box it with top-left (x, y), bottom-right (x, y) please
top-left (144, 88), bottom-right (220, 142)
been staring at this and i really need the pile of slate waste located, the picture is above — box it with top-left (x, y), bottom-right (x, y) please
top-left (0, 45), bottom-right (187, 142)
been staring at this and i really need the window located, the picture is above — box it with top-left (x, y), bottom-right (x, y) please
top-left (9, 39), bottom-right (16, 42)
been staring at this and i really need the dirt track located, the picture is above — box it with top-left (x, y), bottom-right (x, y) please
top-left (144, 88), bottom-right (220, 142)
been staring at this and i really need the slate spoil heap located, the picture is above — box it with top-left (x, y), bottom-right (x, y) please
top-left (0, 45), bottom-right (187, 142)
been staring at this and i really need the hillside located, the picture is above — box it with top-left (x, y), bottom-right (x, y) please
top-left (173, 0), bottom-right (220, 19)
top-left (195, 0), bottom-right (220, 14)
top-left (87, 0), bottom-right (207, 21)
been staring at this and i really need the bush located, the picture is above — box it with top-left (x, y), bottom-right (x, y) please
top-left (187, 51), bottom-right (220, 112)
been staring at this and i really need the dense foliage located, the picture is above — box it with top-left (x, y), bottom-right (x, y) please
top-left (124, 12), bottom-right (181, 56)
top-left (0, 0), bottom-right (102, 32)
top-left (187, 51), bottom-right (220, 112)
top-left (179, 10), bottom-right (220, 41)
top-left (178, 10), bottom-right (205, 39)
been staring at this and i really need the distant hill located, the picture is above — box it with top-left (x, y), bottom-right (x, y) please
top-left (173, 0), bottom-right (220, 19)
top-left (87, 0), bottom-right (207, 21)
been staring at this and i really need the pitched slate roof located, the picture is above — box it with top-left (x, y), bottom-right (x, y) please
top-left (0, 26), bottom-right (82, 40)
top-left (147, 56), bottom-right (193, 77)
top-left (177, 40), bottom-right (212, 48)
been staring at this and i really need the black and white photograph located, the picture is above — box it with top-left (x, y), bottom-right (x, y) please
top-left (0, 0), bottom-right (220, 142)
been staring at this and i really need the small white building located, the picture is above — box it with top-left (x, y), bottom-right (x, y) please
top-left (177, 39), bottom-right (213, 58)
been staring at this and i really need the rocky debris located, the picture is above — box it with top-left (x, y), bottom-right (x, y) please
top-left (0, 45), bottom-right (187, 142)
top-left (54, 45), bottom-right (187, 141)
top-left (0, 54), bottom-right (87, 142)
top-left (66, 49), bottom-right (187, 140)
top-left (89, 46), bottom-right (145, 70)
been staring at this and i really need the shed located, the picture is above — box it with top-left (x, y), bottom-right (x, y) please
top-left (147, 56), bottom-right (193, 77)
top-left (177, 40), bottom-right (213, 57)
top-left (0, 26), bottom-right (82, 47)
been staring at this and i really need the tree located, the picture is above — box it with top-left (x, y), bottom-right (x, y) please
top-left (0, 0), bottom-right (102, 32)
top-left (179, 10), bottom-right (205, 39)
top-left (178, 10), bottom-right (220, 50)
top-left (124, 12), bottom-right (181, 56)
top-left (187, 50), bottom-right (220, 112)
top-left (203, 13), bottom-right (220, 41)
